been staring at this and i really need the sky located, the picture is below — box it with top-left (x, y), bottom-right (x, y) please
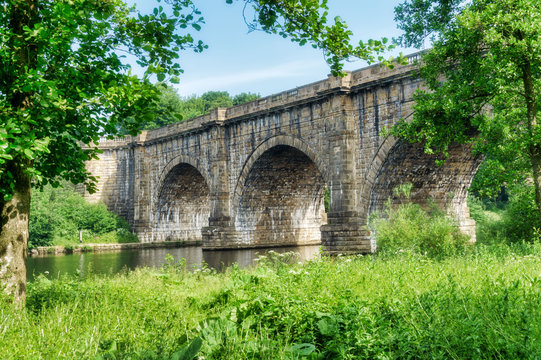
top-left (138, 1), bottom-right (419, 98)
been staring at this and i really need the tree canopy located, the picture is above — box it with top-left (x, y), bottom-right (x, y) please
top-left (391, 0), bottom-right (540, 216)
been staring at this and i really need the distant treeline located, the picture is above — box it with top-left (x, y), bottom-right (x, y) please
top-left (130, 85), bottom-right (260, 131)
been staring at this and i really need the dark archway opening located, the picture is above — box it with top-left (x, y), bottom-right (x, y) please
top-left (235, 145), bottom-right (327, 247)
top-left (369, 140), bottom-right (482, 241)
top-left (155, 163), bottom-right (210, 242)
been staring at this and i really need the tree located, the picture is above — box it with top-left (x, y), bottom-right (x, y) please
top-left (200, 91), bottom-right (233, 111)
top-left (391, 0), bottom-right (540, 220)
top-left (132, 85), bottom-right (261, 130)
top-left (233, 92), bottom-right (260, 105)
top-left (0, 0), bottom-right (389, 301)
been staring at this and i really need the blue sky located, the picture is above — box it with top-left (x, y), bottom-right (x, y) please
top-left (140, 1), bottom-right (418, 97)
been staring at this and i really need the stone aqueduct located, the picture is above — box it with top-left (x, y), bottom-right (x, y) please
top-left (84, 53), bottom-right (481, 254)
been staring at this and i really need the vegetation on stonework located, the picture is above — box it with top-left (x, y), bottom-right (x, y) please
top-left (391, 0), bottom-right (541, 221)
top-left (0, 246), bottom-right (538, 359)
top-left (29, 184), bottom-right (137, 249)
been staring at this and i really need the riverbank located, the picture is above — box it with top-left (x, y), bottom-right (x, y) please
top-left (29, 240), bottom-right (201, 256)
top-left (4, 242), bottom-right (540, 359)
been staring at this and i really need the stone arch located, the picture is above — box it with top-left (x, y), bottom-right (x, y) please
top-left (156, 154), bottom-right (210, 200)
top-left (366, 138), bottom-right (482, 241)
top-left (233, 136), bottom-right (328, 247)
top-left (360, 135), bottom-right (399, 205)
top-left (233, 135), bottom-right (329, 209)
top-left (152, 155), bottom-right (211, 242)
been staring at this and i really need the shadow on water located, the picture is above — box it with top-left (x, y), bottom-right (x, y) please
top-left (26, 245), bottom-right (321, 282)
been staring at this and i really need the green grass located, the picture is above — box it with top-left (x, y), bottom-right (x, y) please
top-left (50, 228), bottom-right (138, 247)
top-left (1, 244), bottom-right (540, 359)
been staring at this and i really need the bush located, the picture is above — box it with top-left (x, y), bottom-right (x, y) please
top-left (29, 184), bottom-right (137, 248)
top-left (467, 195), bottom-right (507, 244)
top-left (370, 184), bottom-right (468, 258)
top-left (93, 229), bottom-right (139, 244)
top-left (501, 185), bottom-right (541, 242)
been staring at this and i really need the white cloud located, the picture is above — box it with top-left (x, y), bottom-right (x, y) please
top-left (174, 60), bottom-right (326, 97)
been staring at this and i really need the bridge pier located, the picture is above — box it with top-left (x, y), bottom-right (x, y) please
top-left (202, 218), bottom-right (237, 249)
top-left (321, 212), bottom-right (371, 255)
top-left (320, 90), bottom-right (373, 255)
top-left (202, 110), bottom-right (238, 249)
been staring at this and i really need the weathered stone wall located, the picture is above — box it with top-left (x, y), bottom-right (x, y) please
top-left (84, 140), bottom-right (134, 221)
top-left (235, 145), bottom-right (326, 247)
top-left (137, 129), bottom-right (213, 243)
top-left (84, 52), bottom-right (481, 253)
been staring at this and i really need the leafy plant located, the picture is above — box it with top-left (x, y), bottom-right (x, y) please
top-left (469, 183), bottom-right (541, 244)
top-left (170, 337), bottom-right (202, 360)
top-left (501, 185), bottom-right (541, 243)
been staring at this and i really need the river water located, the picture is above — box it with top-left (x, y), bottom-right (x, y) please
top-left (26, 245), bottom-right (321, 282)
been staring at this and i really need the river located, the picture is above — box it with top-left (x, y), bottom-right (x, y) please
top-left (26, 245), bottom-right (321, 282)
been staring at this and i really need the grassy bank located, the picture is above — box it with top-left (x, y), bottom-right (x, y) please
top-left (1, 243), bottom-right (540, 359)
top-left (29, 240), bottom-right (201, 256)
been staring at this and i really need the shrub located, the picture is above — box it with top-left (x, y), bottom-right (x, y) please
top-left (64, 244), bottom-right (74, 254)
top-left (93, 229), bottom-right (138, 244)
top-left (370, 184), bottom-right (468, 258)
top-left (467, 195), bottom-right (507, 244)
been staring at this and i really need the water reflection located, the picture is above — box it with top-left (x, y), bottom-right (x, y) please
top-left (27, 245), bottom-right (321, 282)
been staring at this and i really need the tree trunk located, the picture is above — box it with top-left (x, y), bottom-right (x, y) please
top-left (0, 162), bottom-right (31, 302)
top-left (0, 0), bottom-right (38, 302)
top-left (522, 58), bottom-right (541, 223)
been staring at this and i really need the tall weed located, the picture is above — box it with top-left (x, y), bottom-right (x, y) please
top-left (370, 185), bottom-right (468, 258)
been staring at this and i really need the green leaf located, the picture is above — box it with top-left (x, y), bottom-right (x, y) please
top-left (289, 343), bottom-right (316, 356)
top-left (316, 316), bottom-right (339, 336)
top-left (170, 337), bottom-right (202, 360)
top-left (24, 148), bottom-right (34, 159)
